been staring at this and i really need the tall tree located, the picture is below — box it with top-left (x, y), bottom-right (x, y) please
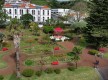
top-left (85, 0), bottom-right (108, 49)
top-left (20, 14), bottom-right (33, 28)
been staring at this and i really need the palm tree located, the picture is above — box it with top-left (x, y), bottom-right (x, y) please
top-left (72, 46), bottom-right (82, 68)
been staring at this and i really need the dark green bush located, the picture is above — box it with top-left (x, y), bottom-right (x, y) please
top-left (22, 69), bottom-right (34, 77)
top-left (35, 71), bottom-right (42, 77)
top-left (88, 50), bottom-right (98, 55)
top-left (54, 69), bottom-right (61, 74)
top-left (44, 68), bottom-right (53, 74)
top-left (68, 66), bottom-right (76, 71)
top-left (25, 60), bottom-right (34, 66)
top-left (0, 75), bottom-right (4, 80)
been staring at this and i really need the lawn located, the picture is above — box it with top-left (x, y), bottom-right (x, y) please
top-left (4, 67), bottom-right (99, 80)
top-left (0, 52), bottom-right (8, 69)
top-left (103, 53), bottom-right (108, 59)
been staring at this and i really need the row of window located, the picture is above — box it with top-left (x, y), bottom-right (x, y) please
top-left (8, 9), bottom-right (50, 15)
top-left (13, 16), bottom-right (49, 22)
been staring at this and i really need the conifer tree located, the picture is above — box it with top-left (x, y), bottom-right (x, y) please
top-left (85, 0), bottom-right (108, 49)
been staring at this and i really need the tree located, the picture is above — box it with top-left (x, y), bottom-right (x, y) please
top-left (0, 33), bottom-right (5, 49)
top-left (48, 0), bottom-right (60, 8)
top-left (85, 0), bottom-right (108, 49)
top-left (20, 14), bottom-right (33, 28)
top-left (72, 21), bottom-right (87, 34)
top-left (29, 22), bottom-right (39, 35)
top-left (0, 0), bottom-right (4, 9)
top-left (67, 46), bottom-right (82, 68)
top-left (43, 26), bottom-right (54, 34)
top-left (0, 10), bottom-right (9, 28)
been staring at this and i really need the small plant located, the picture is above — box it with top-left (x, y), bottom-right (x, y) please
top-left (22, 69), bottom-right (34, 77)
top-left (25, 60), bottom-right (34, 66)
top-left (0, 75), bottom-right (4, 80)
top-left (44, 68), bottom-right (53, 74)
top-left (35, 71), bottom-right (42, 77)
top-left (68, 66), bottom-right (76, 71)
top-left (54, 69), bottom-right (61, 74)
top-left (2, 41), bottom-right (11, 47)
top-left (88, 50), bottom-right (98, 55)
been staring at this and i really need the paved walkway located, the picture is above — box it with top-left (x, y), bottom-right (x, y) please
top-left (97, 67), bottom-right (108, 80)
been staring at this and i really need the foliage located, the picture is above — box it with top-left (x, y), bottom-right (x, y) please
top-left (22, 69), bottom-right (34, 77)
top-left (0, 75), bottom-right (4, 80)
top-left (25, 60), bottom-right (34, 66)
top-left (2, 41), bottom-right (11, 47)
top-left (20, 14), bottom-right (33, 28)
top-left (85, 0), bottom-right (108, 49)
top-left (44, 68), bottom-right (53, 74)
top-left (29, 22), bottom-right (39, 34)
top-left (35, 71), bottom-right (42, 77)
top-left (68, 66), bottom-right (76, 71)
top-left (88, 50), bottom-right (98, 55)
top-left (72, 21), bottom-right (87, 33)
top-left (43, 26), bottom-right (54, 34)
top-left (72, 46), bottom-right (82, 54)
top-left (0, 10), bottom-right (8, 27)
top-left (54, 69), bottom-right (61, 74)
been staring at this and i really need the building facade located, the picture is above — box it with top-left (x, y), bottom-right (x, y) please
top-left (3, 0), bottom-right (51, 23)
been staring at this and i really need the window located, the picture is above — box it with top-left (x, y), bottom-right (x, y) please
top-left (15, 16), bottom-right (17, 18)
top-left (20, 9), bottom-right (21, 15)
top-left (22, 10), bottom-right (23, 15)
top-left (38, 10), bottom-right (40, 15)
top-left (47, 17), bottom-right (49, 20)
top-left (43, 10), bottom-right (44, 15)
top-left (38, 17), bottom-right (40, 22)
top-left (27, 9), bottom-right (29, 14)
top-left (47, 10), bottom-right (49, 15)
top-left (15, 9), bottom-right (17, 14)
top-left (43, 17), bottom-right (44, 22)
top-left (32, 10), bottom-right (35, 15)
top-left (33, 17), bottom-right (35, 21)
top-left (9, 9), bottom-right (11, 14)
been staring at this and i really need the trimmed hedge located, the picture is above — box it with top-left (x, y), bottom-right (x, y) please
top-left (35, 71), bottom-right (42, 77)
top-left (54, 69), bottom-right (61, 74)
top-left (88, 50), bottom-right (98, 55)
top-left (44, 68), bottom-right (53, 74)
top-left (68, 66), bottom-right (76, 71)
top-left (22, 69), bottom-right (34, 77)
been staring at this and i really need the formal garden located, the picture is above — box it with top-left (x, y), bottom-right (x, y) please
top-left (0, 0), bottom-right (108, 80)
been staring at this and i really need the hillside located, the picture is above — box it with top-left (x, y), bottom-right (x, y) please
top-left (31, 0), bottom-right (48, 5)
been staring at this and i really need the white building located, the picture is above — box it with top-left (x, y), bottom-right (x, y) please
top-left (3, 1), bottom-right (51, 23)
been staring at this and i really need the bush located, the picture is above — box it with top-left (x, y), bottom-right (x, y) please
top-left (44, 68), bottom-right (53, 74)
top-left (0, 75), bottom-right (4, 80)
top-left (7, 35), bottom-right (13, 40)
top-left (68, 66), bottom-right (76, 71)
top-left (22, 69), bottom-right (34, 77)
top-left (88, 50), bottom-right (98, 55)
top-left (35, 71), bottom-right (42, 77)
top-left (54, 69), bottom-right (61, 74)
top-left (2, 41), bottom-right (11, 47)
top-left (25, 60), bottom-right (34, 66)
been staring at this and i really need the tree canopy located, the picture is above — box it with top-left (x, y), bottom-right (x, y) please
top-left (85, 0), bottom-right (108, 48)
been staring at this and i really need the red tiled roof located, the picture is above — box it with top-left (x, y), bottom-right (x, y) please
top-left (4, 3), bottom-right (12, 7)
top-left (29, 4), bottom-right (35, 8)
top-left (19, 3), bottom-right (26, 8)
top-left (42, 5), bottom-right (49, 9)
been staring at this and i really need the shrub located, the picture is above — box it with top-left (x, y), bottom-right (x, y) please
top-left (22, 69), bottom-right (34, 77)
top-left (68, 66), bottom-right (76, 71)
top-left (0, 75), bottom-right (4, 80)
top-left (44, 68), bottom-right (53, 74)
top-left (88, 50), bottom-right (98, 55)
top-left (2, 41), bottom-right (11, 47)
top-left (54, 69), bottom-right (61, 74)
top-left (35, 71), bottom-right (42, 77)
top-left (7, 35), bottom-right (13, 40)
top-left (25, 60), bottom-right (34, 66)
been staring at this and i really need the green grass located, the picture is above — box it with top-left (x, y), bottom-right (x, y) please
top-left (4, 67), bottom-right (99, 80)
top-left (103, 53), bottom-right (108, 58)
top-left (31, 0), bottom-right (48, 5)
top-left (0, 52), bottom-right (8, 69)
